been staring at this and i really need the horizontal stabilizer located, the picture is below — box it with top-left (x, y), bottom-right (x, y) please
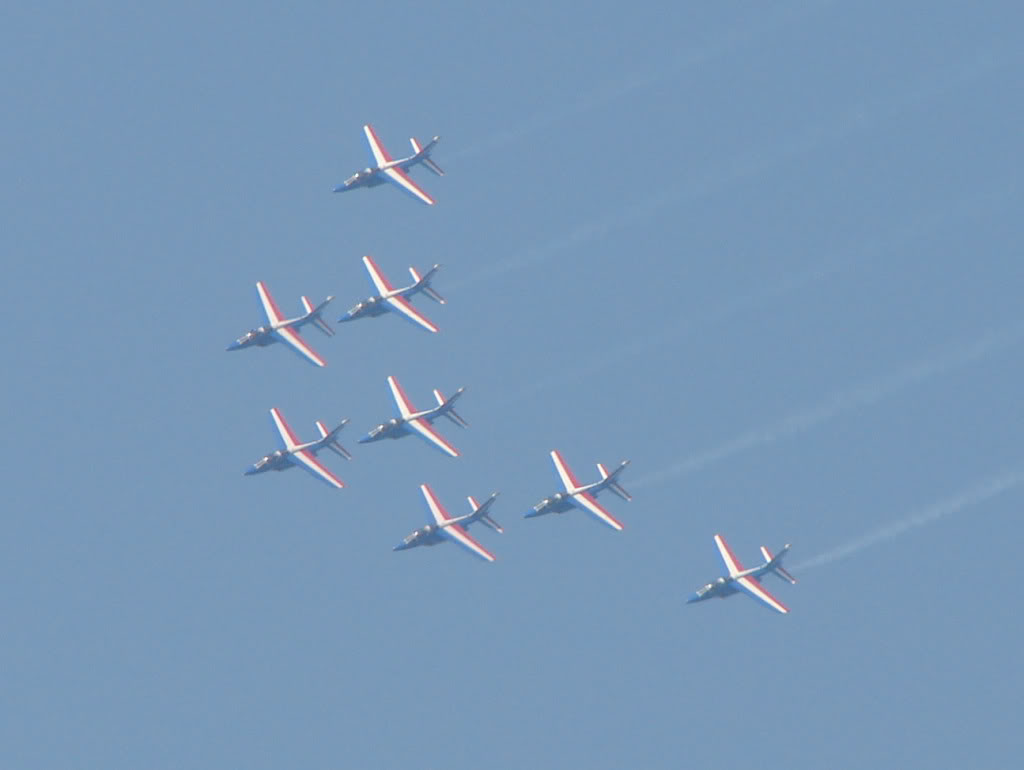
top-left (410, 136), bottom-right (444, 176)
top-left (468, 494), bottom-right (503, 533)
top-left (303, 295), bottom-right (336, 336)
top-left (597, 461), bottom-right (632, 501)
top-left (315, 419), bottom-right (352, 460)
top-left (445, 410), bottom-right (469, 428)
top-left (761, 545), bottom-right (797, 584)
top-left (421, 157), bottom-right (445, 176)
top-left (409, 265), bottom-right (446, 304)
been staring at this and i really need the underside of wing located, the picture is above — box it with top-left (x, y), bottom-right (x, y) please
top-left (269, 407), bottom-right (301, 450)
top-left (714, 534), bottom-right (745, 577)
top-left (420, 483), bottom-right (454, 525)
top-left (256, 281), bottom-right (286, 325)
top-left (383, 166), bottom-right (435, 205)
top-left (386, 295), bottom-right (439, 333)
top-left (735, 575), bottom-right (789, 614)
top-left (571, 491), bottom-right (624, 531)
top-left (273, 326), bottom-right (327, 367)
top-left (387, 375), bottom-right (417, 419)
top-left (441, 522), bottom-right (496, 562)
top-left (291, 449), bottom-right (345, 489)
top-left (363, 124), bottom-right (393, 167)
top-left (550, 449), bottom-right (584, 492)
top-left (362, 255), bottom-right (395, 295)
top-left (408, 417), bottom-right (459, 458)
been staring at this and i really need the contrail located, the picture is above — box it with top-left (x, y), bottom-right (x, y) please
top-left (447, 1), bottom-right (829, 164)
top-left (793, 468), bottom-right (1024, 570)
top-left (486, 185), bottom-right (1009, 409)
top-left (448, 45), bottom-right (1009, 292)
top-left (631, 321), bottom-right (1024, 489)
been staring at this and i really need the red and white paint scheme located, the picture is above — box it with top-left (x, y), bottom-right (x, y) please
top-left (334, 124), bottom-right (444, 206)
top-left (244, 407), bottom-right (351, 490)
top-left (526, 450), bottom-right (632, 531)
top-left (688, 535), bottom-right (797, 615)
top-left (339, 255), bottom-right (445, 333)
top-left (358, 375), bottom-right (468, 459)
top-left (393, 484), bottom-right (503, 563)
top-left (227, 281), bottom-right (335, 368)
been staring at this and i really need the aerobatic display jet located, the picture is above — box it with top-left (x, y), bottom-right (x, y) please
top-left (688, 534), bottom-right (797, 615)
top-left (334, 124), bottom-right (444, 206)
top-left (359, 376), bottom-right (467, 458)
top-left (245, 407), bottom-right (351, 489)
top-left (394, 484), bottom-right (503, 563)
top-left (339, 255), bottom-right (445, 333)
top-left (525, 450), bottom-right (632, 531)
top-left (227, 281), bottom-right (335, 368)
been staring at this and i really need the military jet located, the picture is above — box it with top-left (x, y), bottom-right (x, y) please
top-left (525, 450), bottom-right (631, 531)
top-left (688, 534), bottom-right (797, 615)
top-left (359, 376), bottom-right (467, 458)
top-left (227, 281), bottom-right (334, 368)
top-left (333, 124), bottom-right (443, 205)
top-left (339, 255), bottom-right (445, 333)
top-left (394, 484), bottom-right (503, 563)
top-left (244, 407), bottom-right (351, 489)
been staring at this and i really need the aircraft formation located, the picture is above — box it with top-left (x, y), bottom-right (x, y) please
top-left (228, 124), bottom-right (797, 615)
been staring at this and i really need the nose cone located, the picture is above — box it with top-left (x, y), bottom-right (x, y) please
top-left (333, 183), bottom-right (348, 193)
top-left (393, 540), bottom-right (411, 552)
top-left (357, 434), bottom-right (372, 444)
top-left (243, 465), bottom-right (258, 476)
top-left (226, 340), bottom-right (242, 351)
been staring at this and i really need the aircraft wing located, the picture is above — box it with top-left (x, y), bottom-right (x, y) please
top-left (419, 485), bottom-right (494, 562)
top-left (734, 574), bottom-right (789, 614)
top-left (272, 325), bottom-right (327, 367)
top-left (361, 255), bottom-right (396, 295)
top-left (363, 124), bottom-right (394, 166)
top-left (713, 534), bottom-right (746, 577)
top-left (387, 375), bottom-right (416, 419)
top-left (289, 449), bottom-right (345, 489)
top-left (270, 407), bottom-right (301, 451)
top-left (407, 418), bottom-right (460, 458)
top-left (256, 281), bottom-right (286, 325)
top-left (385, 294), bottom-right (439, 333)
top-left (382, 165), bottom-right (436, 206)
top-left (550, 450), bottom-right (585, 492)
top-left (570, 490), bottom-right (624, 531)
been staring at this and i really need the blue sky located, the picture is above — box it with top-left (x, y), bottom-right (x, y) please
top-left (3, 1), bottom-right (1023, 767)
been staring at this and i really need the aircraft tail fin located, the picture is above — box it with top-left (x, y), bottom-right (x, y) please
top-left (302, 295), bottom-right (336, 336)
top-left (434, 387), bottom-right (468, 427)
top-left (408, 264), bottom-right (446, 304)
top-left (760, 544), bottom-right (797, 584)
top-left (315, 419), bottom-right (353, 460)
top-left (467, 493), bottom-right (503, 533)
top-left (410, 136), bottom-right (444, 176)
top-left (597, 460), bottom-right (632, 501)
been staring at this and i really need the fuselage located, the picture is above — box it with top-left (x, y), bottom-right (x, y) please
top-left (245, 449), bottom-right (293, 475)
top-left (688, 564), bottom-right (770, 603)
top-left (335, 153), bottom-right (418, 192)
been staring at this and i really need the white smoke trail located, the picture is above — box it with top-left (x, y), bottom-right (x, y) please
top-left (793, 468), bottom-right (1024, 570)
top-left (446, 2), bottom-right (829, 164)
top-left (631, 321), bottom-right (1024, 489)
top-left (448, 46), bottom-right (1008, 293)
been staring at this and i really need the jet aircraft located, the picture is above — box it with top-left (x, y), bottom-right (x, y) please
top-left (227, 281), bottom-right (335, 368)
top-left (333, 124), bottom-right (443, 206)
top-left (245, 407), bottom-right (351, 489)
top-left (525, 450), bottom-right (632, 531)
top-left (394, 484), bottom-right (503, 563)
top-left (687, 534), bottom-right (797, 615)
top-left (359, 376), bottom-right (467, 458)
top-left (339, 255), bottom-right (445, 333)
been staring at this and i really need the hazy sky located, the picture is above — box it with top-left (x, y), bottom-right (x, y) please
top-left (3, 1), bottom-right (1022, 767)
